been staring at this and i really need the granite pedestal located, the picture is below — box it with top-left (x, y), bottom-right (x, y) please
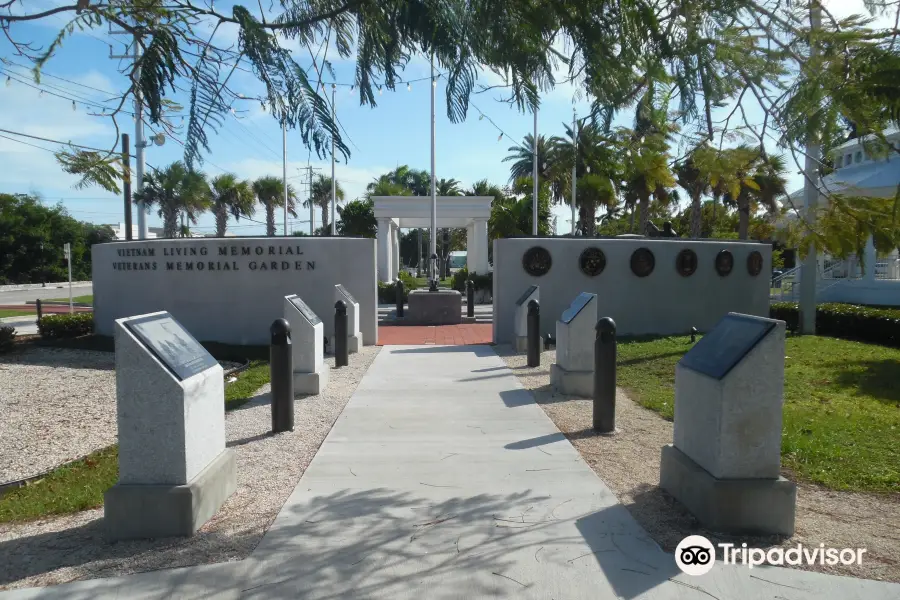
top-left (105, 312), bottom-right (235, 541)
top-left (407, 289), bottom-right (462, 325)
top-left (513, 285), bottom-right (540, 352)
top-left (330, 284), bottom-right (361, 353)
top-left (284, 295), bottom-right (330, 395)
top-left (659, 312), bottom-right (796, 535)
top-left (550, 293), bottom-right (597, 397)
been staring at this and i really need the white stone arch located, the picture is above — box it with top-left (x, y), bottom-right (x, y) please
top-left (371, 196), bottom-right (492, 283)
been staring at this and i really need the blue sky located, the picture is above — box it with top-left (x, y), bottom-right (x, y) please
top-left (0, 1), bottom-right (885, 236)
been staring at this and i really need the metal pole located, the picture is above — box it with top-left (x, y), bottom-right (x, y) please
top-left (67, 243), bottom-right (73, 314)
top-left (334, 300), bottom-right (349, 367)
top-left (467, 279), bottom-right (475, 318)
top-left (35, 299), bottom-right (42, 325)
top-left (691, 327), bottom-right (698, 343)
top-left (283, 121), bottom-right (288, 236)
top-left (571, 109), bottom-right (577, 236)
top-left (134, 33), bottom-right (147, 240)
top-left (527, 299), bottom-right (540, 367)
top-left (396, 278), bottom-right (405, 317)
top-left (331, 85), bottom-right (337, 236)
top-left (270, 319), bottom-right (294, 433)
top-left (799, 2), bottom-right (822, 335)
top-left (309, 166), bottom-right (315, 235)
top-left (532, 106), bottom-right (538, 236)
top-left (430, 56), bottom-right (437, 285)
top-left (593, 317), bottom-right (617, 433)
top-left (122, 133), bottom-right (132, 241)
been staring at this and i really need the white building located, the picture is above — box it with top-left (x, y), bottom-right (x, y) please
top-left (775, 129), bottom-right (900, 305)
top-left (106, 223), bottom-right (159, 241)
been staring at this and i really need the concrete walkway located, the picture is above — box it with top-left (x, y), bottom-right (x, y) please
top-left (3, 345), bottom-right (899, 599)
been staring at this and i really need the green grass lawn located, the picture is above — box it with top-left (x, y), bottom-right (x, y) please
top-left (46, 294), bottom-right (93, 304)
top-left (0, 361), bottom-right (271, 523)
top-left (0, 309), bottom-right (33, 318)
top-left (617, 335), bottom-right (900, 493)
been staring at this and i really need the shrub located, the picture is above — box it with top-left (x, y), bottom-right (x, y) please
top-left (451, 267), bottom-right (492, 293)
top-left (769, 302), bottom-right (900, 347)
top-left (378, 275), bottom-right (420, 304)
top-left (38, 313), bottom-right (94, 339)
top-left (0, 325), bottom-right (15, 353)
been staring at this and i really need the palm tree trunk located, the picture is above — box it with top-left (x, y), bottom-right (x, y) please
top-left (690, 193), bottom-right (702, 238)
top-left (162, 205), bottom-right (178, 239)
top-left (638, 193), bottom-right (650, 235)
top-left (265, 203), bottom-right (276, 237)
top-left (321, 203), bottom-right (328, 234)
top-left (214, 202), bottom-right (228, 237)
top-left (628, 205), bottom-right (636, 232)
top-left (738, 199), bottom-right (750, 240)
top-left (712, 193), bottom-right (719, 222)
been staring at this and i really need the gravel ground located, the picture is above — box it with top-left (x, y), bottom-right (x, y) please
top-left (496, 345), bottom-right (900, 583)
top-left (0, 346), bottom-right (380, 591)
top-left (0, 349), bottom-right (116, 484)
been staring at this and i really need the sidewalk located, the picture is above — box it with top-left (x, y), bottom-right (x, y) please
top-left (3, 345), bottom-right (898, 598)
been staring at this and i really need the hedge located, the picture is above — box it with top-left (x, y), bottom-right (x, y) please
top-left (378, 271), bottom-right (420, 304)
top-left (450, 267), bottom-right (492, 293)
top-left (770, 302), bottom-right (900, 347)
top-left (0, 325), bottom-right (15, 353)
top-left (38, 313), bottom-right (94, 339)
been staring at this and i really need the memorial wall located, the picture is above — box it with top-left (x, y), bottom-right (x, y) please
top-left (492, 237), bottom-right (771, 344)
top-left (93, 237), bottom-right (377, 346)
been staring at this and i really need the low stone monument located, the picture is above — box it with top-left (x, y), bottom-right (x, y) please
top-left (330, 284), bottom-right (361, 353)
top-left (659, 312), bottom-right (796, 535)
top-left (407, 288), bottom-right (462, 325)
top-left (105, 311), bottom-right (235, 540)
top-left (513, 285), bottom-right (540, 352)
top-left (549, 292), bottom-right (597, 396)
top-left (284, 294), bottom-right (329, 394)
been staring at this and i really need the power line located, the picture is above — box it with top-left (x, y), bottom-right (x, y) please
top-left (0, 58), bottom-right (121, 98)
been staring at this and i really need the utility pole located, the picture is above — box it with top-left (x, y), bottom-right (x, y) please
top-left (110, 29), bottom-right (147, 239)
top-left (429, 56), bottom-right (437, 285)
top-left (283, 120), bottom-right (289, 236)
top-left (299, 165), bottom-right (322, 235)
top-left (571, 108), bottom-right (577, 237)
top-left (532, 105), bottom-right (539, 236)
top-left (331, 84), bottom-right (337, 235)
top-left (799, 2), bottom-right (822, 334)
top-left (122, 133), bottom-right (132, 241)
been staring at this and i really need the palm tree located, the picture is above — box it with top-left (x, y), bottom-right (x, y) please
top-left (209, 174), bottom-right (255, 237)
top-left (437, 178), bottom-right (461, 196)
top-left (253, 176), bottom-right (297, 236)
top-left (135, 161), bottom-right (210, 238)
top-left (623, 138), bottom-right (676, 234)
top-left (489, 179), bottom-right (552, 239)
top-left (746, 153), bottom-right (788, 239)
top-left (675, 145), bottom-right (715, 238)
top-left (367, 165), bottom-right (431, 196)
top-left (503, 134), bottom-right (551, 183)
top-left (719, 145), bottom-right (762, 239)
top-left (307, 174), bottom-right (346, 233)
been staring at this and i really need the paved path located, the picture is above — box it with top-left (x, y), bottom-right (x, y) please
top-left (3, 345), bottom-right (898, 599)
top-left (377, 324), bottom-right (492, 345)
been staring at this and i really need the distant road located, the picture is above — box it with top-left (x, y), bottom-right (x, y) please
top-left (0, 283), bottom-right (93, 305)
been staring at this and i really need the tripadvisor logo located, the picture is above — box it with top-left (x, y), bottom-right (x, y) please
top-left (675, 535), bottom-right (868, 576)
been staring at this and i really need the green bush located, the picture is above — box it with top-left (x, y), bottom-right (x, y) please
top-left (450, 267), bottom-right (492, 292)
top-left (0, 325), bottom-right (15, 353)
top-left (769, 302), bottom-right (900, 347)
top-left (378, 274), bottom-right (420, 304)
top-left (38, 313), bottom-right (94, 339)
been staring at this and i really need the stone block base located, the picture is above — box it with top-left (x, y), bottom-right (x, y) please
top-left (329, 333), bottom-right (362, 355)
top-left (462, 316), bottom-right (477, 324)
top-left (294, 363), bottom-right (330, 395)
top-left (407, 289), bottom-right (462, 325)
top-left (550, 363), bottom-right (593, 397)
top-left (104, 449), bottom-right (236, 541)
top-left (659, 444), bottom-right (796, 536)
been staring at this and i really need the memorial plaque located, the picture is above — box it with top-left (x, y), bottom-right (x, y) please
top-left (579, 247), bottom-right (607, 276)
top-left (124, 313), bottom-right (218, 381)
top-left (522, 246), bottom-right (552, 276)
top-left (715, 249), bottom-right (734, 276)
top-left (515, 285), bottom-right (539, 306)
top-left (679, 313), bottom-right (776, 380)
top-left (336, 284), bottom-right (357, 304)
top-left (747, 250), bottom-right (764, 276)
top-left (675, 249), bottom-right (698, 277)
top-left (288, 295), bottom-right (322, 325)
top-left (561, 292), bottom-right (596, 324)
top-left (630, 247), bottom-right (655, 277)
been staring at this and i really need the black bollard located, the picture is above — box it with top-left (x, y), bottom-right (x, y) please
top-left (396, 279), bottom-right (405, 318)
top-left (527, 299), bottom-right (540, 367)
top-left (466, 279), bottom-right (475, 318)
top-left (335, 300), bottom-right (349, 368)
top-left (690, 326), bottom-right (698, 343)
top-left (593, 317), bottom-right (617, 433)
top-left (270, 318), bottom-right (294, 433)
top-left (35, 298), bottom-right (42, 325)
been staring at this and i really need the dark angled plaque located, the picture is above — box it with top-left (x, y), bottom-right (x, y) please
top-left (630, 247), bottom-right (655, 277)
top-left (515, 285), bottom-right (539, 306)
top-left (747, 250), bottom-right (764, 276)
top-left (289, 295), bottom-right (321, 325)
top-left (336, 284), bottom-right (357, 304)
top-left (675, 248), bottom-right (698, 277)
top-left (679, 314), bottom-right (776, 380)
top-left (579, 247), bottom-right (607, 276)
top-left (715, 249), bottom-right (734, 276)
top-left (124, 313), bottom-right (218, 382)
top-left (522, 246), bottom-right (552, 276)
top-left (561, 292), bottom-right (596, 324)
